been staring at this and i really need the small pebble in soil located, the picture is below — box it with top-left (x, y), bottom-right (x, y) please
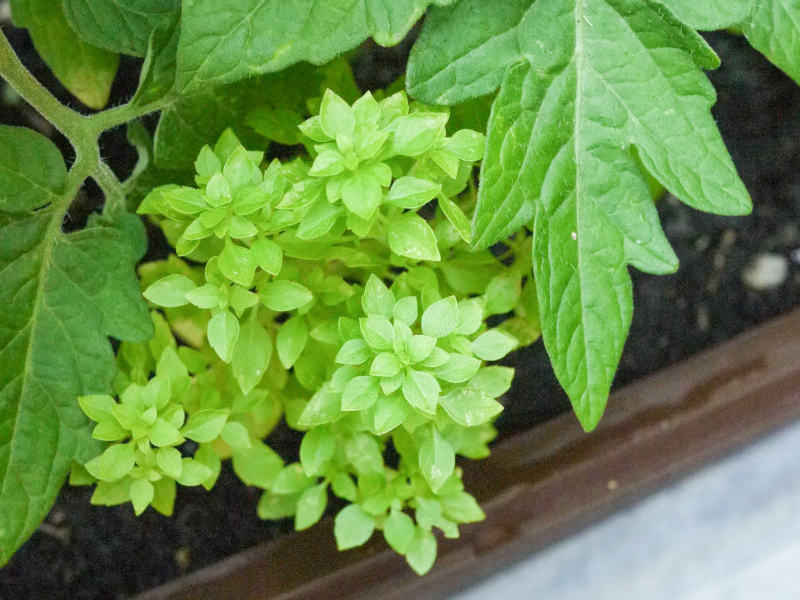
top-left (175, 547), bottom-right (191, 573)
top-left (742, 253), bottom-right (790, 290)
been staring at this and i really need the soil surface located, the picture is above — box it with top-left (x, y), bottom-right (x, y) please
top-left (2, 22), bottom-right (800, 600)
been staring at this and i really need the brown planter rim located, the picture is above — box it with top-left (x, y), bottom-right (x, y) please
top-left (136, 307), bottom-right (800, 600)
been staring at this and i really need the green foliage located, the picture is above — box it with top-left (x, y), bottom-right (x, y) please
top-left (3, 0), bottom-right (800, 579)
top-left (175, 0), bottom-right (456, 92)
top-left (406, 0), bottom-right (758, 430)
top-left (0, 129), bottom-right (151, 563)
top-left (10, 0), bottom-right (119, 108)
top-left (72, 91), bottom-right (534, 575)
top-left (62, 0), bottom-right (179, 57)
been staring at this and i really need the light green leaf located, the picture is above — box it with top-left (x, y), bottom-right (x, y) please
top-left (341, 376), bottom-right (380, 411)
top-left (149, 417), bottom-right (184, 447)
top-left (219, 240), bottom-right (257, 287)
top-left (402, 369), bottom-right (440, 415)
top-left (257, 492), bottom-right (299, 520)
top-left (362, 274), bottom-right (395, 318)
top-left (334, 504), bottom-right (376, 550)
top-left (0, 127), bottom-right (66, 213)
top-left (181, 409), bottom-right (229, 443)
top-left (297, 199), bottom-right (342, 240)
top-left (298, 385), bottom-right (342, 427)
top-left (176, 458), bottom-right (214, 486)
top-left (444, 129), bottom-right (485, 161)
top-left (250, 238), bottom-right (283, 276)
top-left (272, 463), bottom-right (315, 495)
top-left (392, 296), bottom-right (418, 326)
top-left (231, 283), bottom-right (259, 313)
top-left (407, 335), bottom-right (436, 364)
top-left (418, 428), bottom-right (454, 493)
top-left (261, 280), bottom-right (313, 312)
top-left (156, 446), bottom-right (183, 479)
top-left (388, 213), bottom-right (441, 262)
top-left (231, 320), bottom-right (272, 393)
top-left (331, 473), bottom-right (358, 502)
top-left (440, 491), bottom-right (485, 523)
top-left (78, 395), bottom-right (116, 423)
top-left (231, 441), bottom-right (283, 489)
top-left (276, 316), bottom-right (308, 369)
top-left (342, 171), bottom-right (383, 220)
top-left (434, 354), bottom-right (482, 384)
top-left (655, 0), bottom-right (753, 30)
top-left (407, 0), bottom-right (752, 431)
top-left (439, 386), bottom-right (503, 427)
top-left (207, 311), bottom-right (240, 363)
top-left (386, 177), bottom-right (441, 209)
top-left (10, 0), bottom-right (119, 108)
top-left (484, 274), bottom-right (521, 316)
top-left (185, 284), bottom-right (220, 309)
top-left (62, 0), bottom-right (179, 57)
top-left (193, 444), bottom-right (222, 490)
top-left (471, 330), bottom-right (517, 361)
top-left (344, 434), bottom-right (384, 474)
top-left (437, 195), bottom-right (472, 244)
top-left (469, 366), bottom-right (515, 397)
top-left (371, 393), bottom-right (410, 434)
top-left (299, 427), bottom-right (335, 476)
top-left (383, 508), bottom-right (415, 554)
top-left (370, 352), bottom-right (402, 377)
top-left (456, 298), bottom-right (483, 336)
top-left (143, 274), bottom-right (196, 307)
top-left (405, 527), bottom-right (437, 575)
top-left (129, 478), bottom-right (155, 515)
top-left (421, 296), bottom-right (458, 338)
top-left (388, 112), bottom-right (448, 156)
top-left (320, 89), bottom-right (356, 139)
top-left (741, 1), bottom-right (800, 85)
top-left (335, 339), bottom-right (372, 366)
top-left (296, 483), bottom-right (329, 530)
top-left (360, 315), bottom-right (394, 351)
top-left (0, 204), bottom-right (151, 564)
top-left (84, 444), bottom-right (136, 482)
top-left (221, 421), bottom-right (252, 450)
top-left (176, 1), bottom-right (449, 92)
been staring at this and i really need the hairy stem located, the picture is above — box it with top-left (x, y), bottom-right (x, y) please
top-left (0, 28), bottom-right (165, 212)
top-left (0, 29), bottom-right (89, 144)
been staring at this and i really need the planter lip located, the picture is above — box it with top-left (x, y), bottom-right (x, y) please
top-left (136, 307), bottom-right (800, 600)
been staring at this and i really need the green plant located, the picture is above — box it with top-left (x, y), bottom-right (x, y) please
top-left (74, 92), bottom-right (531, 573)
top-left (0, 0), bottom-right (799, 576)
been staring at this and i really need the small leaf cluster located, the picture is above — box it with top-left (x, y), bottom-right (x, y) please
top-left (73, 312), bottom-right (283, 516)
top-left (78, 90), bottom-right (539, 575)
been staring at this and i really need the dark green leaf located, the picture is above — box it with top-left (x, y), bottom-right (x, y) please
top-left (0, 204), bottom-right (150, 563)
top-left (0, 126), bottom-right (66, 213)
top-left (11, 0), bottom-right (119, 108)
top-left (62, 0), bottom-right (179, 57)
top-left (407, 0), bottom-right (751, 430)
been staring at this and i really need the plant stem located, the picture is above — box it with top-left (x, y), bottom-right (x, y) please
top-left (0, 28), bottom-right (170, 211)
top-left (93, 162), bottom-right (125, 210)
top-left (0, 29), bottom-right (91, 146)
top-left (85, 97), bottom-right (170, 136)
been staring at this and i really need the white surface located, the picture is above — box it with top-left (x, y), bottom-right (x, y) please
top-left (452, 420), bottom-right (800, 600)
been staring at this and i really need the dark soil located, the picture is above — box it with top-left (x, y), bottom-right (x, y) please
top-left (2, 21), bottom-right (800, 600)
